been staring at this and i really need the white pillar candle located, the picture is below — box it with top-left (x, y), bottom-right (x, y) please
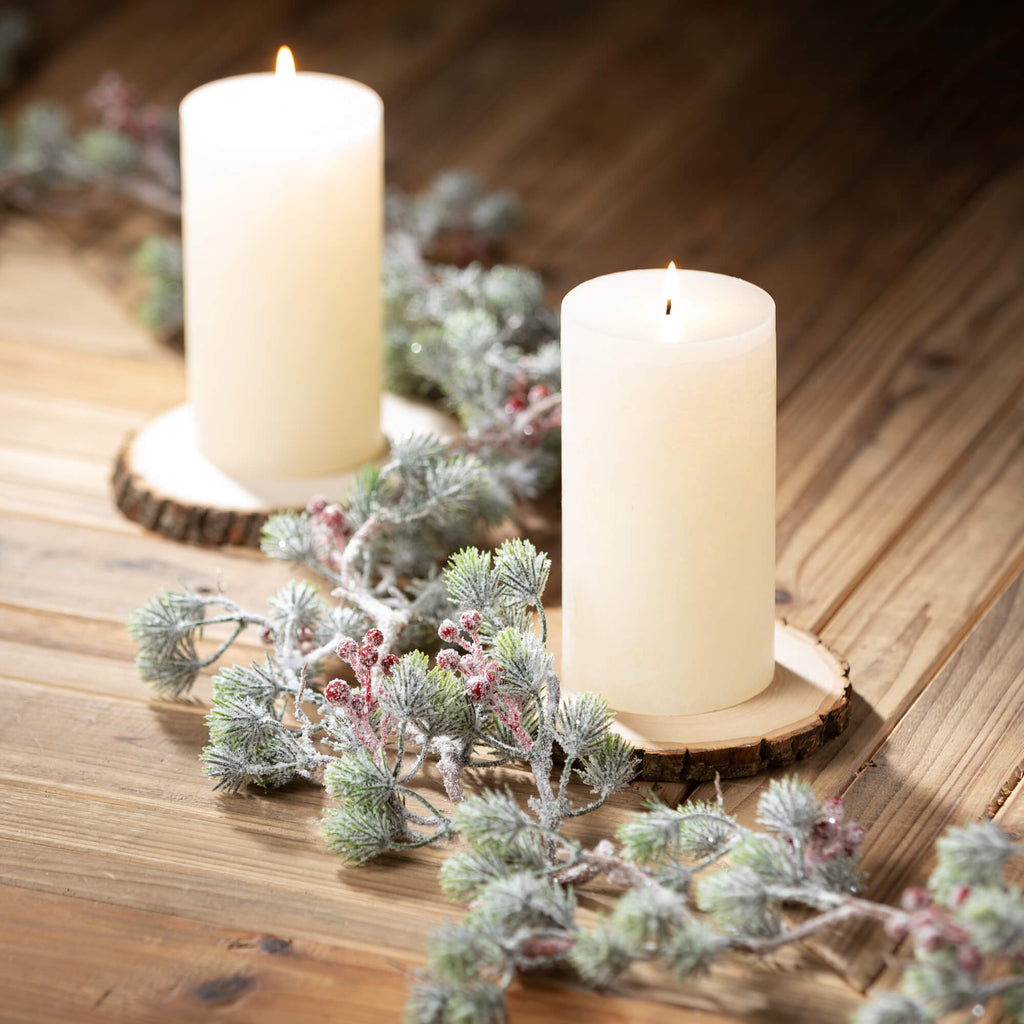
top-left (179, 48), bottom-right (385, 478)
top-left (560, 268), bottom-right (776, 716)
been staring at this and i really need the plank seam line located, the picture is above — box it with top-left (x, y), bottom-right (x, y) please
top-left (0, 431), bottom-right (138, 462)
top-left (791, 335), bottom-right (1024, 628)
top-left (0, 505), bottom-right (157, 541)
top-left (812, 375), bottom-right (1024, 636)
top-left (858, 692), bottom-right (1024, 996)
top-left (530, 0), bottom-right (957, 277)
top-left (0, 332), bottom-right (175, 370)
top-left (989, 759), bottom-right (1024, 822)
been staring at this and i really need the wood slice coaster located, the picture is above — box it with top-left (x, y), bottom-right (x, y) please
top-left (112, 398), bottom-right (461, 546)
top-left (605, 621), bottom-right (851, 782)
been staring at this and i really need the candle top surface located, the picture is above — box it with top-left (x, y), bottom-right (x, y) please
top-left (180, 72), bottom-right (382, 144)
top-left (561, 269), bottom-right (774, 350)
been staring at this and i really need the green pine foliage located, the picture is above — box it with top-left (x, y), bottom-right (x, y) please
top-left (410, 778), bottom-right (1024, 1024)
top-left (130, 534), bottom-right (632, 870)
top-left (1, 72), bottom-right (179, 221)
top-left (929, 821), bottom-right (1018, 899)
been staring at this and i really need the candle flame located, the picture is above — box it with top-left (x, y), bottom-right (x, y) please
top-left (663, 261), bottom-right (680, 317)
top-left (276, 46), bottom-right (296, 77)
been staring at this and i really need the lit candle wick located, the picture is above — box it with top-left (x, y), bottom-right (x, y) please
top-left (659, 261), bottom-right (682, 342)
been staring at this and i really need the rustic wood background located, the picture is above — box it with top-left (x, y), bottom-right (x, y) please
top-left (1, 0), bottom-right (1023, 1021)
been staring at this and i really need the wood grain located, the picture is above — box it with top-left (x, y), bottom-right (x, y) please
top-left (0, 684), bottom-right (857, 1023)
top-left (774, 164), bottom-right (1024, 626)
top-left (689, 370), bottom-right (1024, 815)
top-left (681, 148), bottom-right (1024, 779)
top-left (817, 569), bottom-right (1024, 988)
top-left (0, 885), bottom-right (793, 1024)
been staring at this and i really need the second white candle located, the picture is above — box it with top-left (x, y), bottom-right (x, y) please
top-left (560, 268), bottom-right (776, 716)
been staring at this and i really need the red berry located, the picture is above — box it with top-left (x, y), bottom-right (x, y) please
top-left (460, 610), bottom-right (483, 632)
top-left (528, 384), bottom-right (550, 404)
top-left (956, 945), bottom-right (983, 973)
top-left (884, 917), bottom-right (910, 942)
top-left (466, 676), bottom-right (486, 700)
top-left (260, 626), bottom-right (274, 645)
top-left (438, 620), bottom-right (459, 643)
top-left (336, 637), bottom-right (359, 661)
top-left (306, 494), bottom-right (329, 515)
top-left (380, 653), bottom-right (399, 676)
top-left (901, 887), bottom-right (929, 912)
top-left (324, 679), bottom-right (349, 705)
top-left (437, 649), bottom-right (461, 673)
top-left (948, 884), bottom-right (972, 908)
top-left (916, 925), bottom-right (945, 953)
top-left (811, 820), bottom-right (839, 843)
top-left (520, 934), bottom-right (574, 959)
top-left (322, 505), bottom-right (347, 532)
top-left (358, 644), bottom-right (379, 668)
top-left (504, 395), bottom-right (527, 415)
top-left (819, 796), bottom-right (844, 824)
top-left (364, 628), bottom-right (385, 648)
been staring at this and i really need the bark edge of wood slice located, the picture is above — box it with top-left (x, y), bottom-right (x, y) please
top-left (605, 620), bottom-right (851, 782)
top-left (111, 400), bottom-right (460, 547)
top-left (112, 438), bottom-right (269, 547)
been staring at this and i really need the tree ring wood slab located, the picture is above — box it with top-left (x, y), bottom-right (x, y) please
top-left (111, 398), bottom-right (461, 547)
top-left (601, 620), bottom-right (851, 782)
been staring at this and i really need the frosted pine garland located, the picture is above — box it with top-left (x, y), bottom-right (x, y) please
top-left (129, 530), bottom-right (1024, 1024)
top-left (412, 780), bottom-right (1024, 1024)
top-left (129, 532), bottom-right (634, 850)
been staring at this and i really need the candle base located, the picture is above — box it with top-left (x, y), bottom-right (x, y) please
top-left (563, 620), bottom-right (851, 783)
top-left (111, 397), bottom-right (460, 546)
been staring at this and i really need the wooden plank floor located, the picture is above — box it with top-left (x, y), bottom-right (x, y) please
top-left (1, 1), bottom-right (1023, 1021)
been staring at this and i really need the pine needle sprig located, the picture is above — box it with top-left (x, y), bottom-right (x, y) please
top-left (411, 777), bottom-right (1024, 1024)
top-left (135, 529), bottom-right (631, 887)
